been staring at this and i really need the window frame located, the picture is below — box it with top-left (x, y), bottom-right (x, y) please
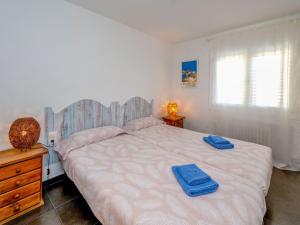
top-left (211, 47), bottom-right (289, 110)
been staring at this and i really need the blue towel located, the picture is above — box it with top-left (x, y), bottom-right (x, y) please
top-left (177, 164), bottom-right (211, 185)
top-left (172, 166), bottom-right (219, 197)
top-left (208, 135), bottom-right (230, 144)
top-left (203, 137), bottom-right (234, 149)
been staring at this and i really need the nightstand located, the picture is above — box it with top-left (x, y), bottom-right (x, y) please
top-left (0, 144), bottom-right (47, 224)
top-left (162, 115), bottom-right (185, 128)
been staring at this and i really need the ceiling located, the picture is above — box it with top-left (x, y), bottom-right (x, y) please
top-left (66, 0), bottom-right (300, 43)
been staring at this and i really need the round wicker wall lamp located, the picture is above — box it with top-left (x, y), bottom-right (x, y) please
top-left (9, 117), bottom-right (41, 150)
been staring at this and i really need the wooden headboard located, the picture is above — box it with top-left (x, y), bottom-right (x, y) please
top-left (122, 96), bottom-right (153, 125)
top-left (44, 96), bottom-right (153, 144)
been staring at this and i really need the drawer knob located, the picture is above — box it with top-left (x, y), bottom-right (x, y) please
top-left (13, 205), bottom-right (20, 212)
top-left (14, 194), bottom-right (20, 199)
top-left (16, 168), bottom-right (21, 173)
top-left (15, 181), bottom-right (21, 187)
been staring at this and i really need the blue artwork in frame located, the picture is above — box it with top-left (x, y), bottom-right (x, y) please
top-left (182, 60), bottom-right (198, 86)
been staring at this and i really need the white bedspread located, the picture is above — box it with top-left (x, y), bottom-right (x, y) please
top-left (63, 134), bottom-right (266, 225)
top-left (129, 125), bottom-right (273, 196)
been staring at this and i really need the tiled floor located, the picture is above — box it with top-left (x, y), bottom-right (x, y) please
top-left (264, 168), bottom-right (300, 225)
top-left (6, 176), bottom-right (100, 225)
top-left (6, 168), bottom-right (300, 225)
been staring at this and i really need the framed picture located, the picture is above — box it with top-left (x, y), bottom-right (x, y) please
top-left (181, 60), bottom-right (198, 86)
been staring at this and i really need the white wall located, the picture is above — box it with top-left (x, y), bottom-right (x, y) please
top-left (171, 38), bottom-right (212, 133)
top-left (0, 0), bottom-right (171, 150)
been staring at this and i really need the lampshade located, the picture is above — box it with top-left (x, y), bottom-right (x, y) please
top-left (9, 117), bottom-right (40, 150)
top-left (167, 102), bottom-right (178, 116)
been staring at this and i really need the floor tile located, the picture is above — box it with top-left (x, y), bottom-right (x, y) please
top-left (265, 168), bottom-right (300, 225)
top-left (56, 197), bottom-right (99, 225)
top-left (46, 178), bottom-right (80, 208)
top-left (43, 174), bottom-right (67, 189)
top-left (5, 191), bottom-right (54, 225)
top-left (27, 210), bottom-right (62, 225)
top-left (264, 218), bottom-right (272, 225)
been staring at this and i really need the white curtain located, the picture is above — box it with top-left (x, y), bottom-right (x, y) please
top-left (209, 19), bottom-right (300, 171)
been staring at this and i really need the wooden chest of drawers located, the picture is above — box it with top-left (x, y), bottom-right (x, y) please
top-left (0, 144), bottom-right (47, 224)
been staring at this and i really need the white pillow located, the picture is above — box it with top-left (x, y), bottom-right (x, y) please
top-left (123, 116), bottom-right (164, 132)
top-left (56, 126), bottom-right (126, 160)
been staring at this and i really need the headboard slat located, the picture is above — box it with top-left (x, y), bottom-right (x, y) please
top-left (44, 97), bottom-right (153, 144)
top-left (122, 96), bottom-right (153, 124)
top-left (44, 107), bottom-right (54, 145)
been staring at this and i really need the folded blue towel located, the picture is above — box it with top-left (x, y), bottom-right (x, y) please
top-left (203, 137), bottom-right (234, 150)
top-left (208, 135), bottom-right (230, 144)
top-left (172, 166), bottom-right (219, 197)
top-left (177, 164), bottom-right (211, 186)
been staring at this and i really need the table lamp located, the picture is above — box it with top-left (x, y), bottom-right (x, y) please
top-left (8, 117), bottom-right (40, 151)
top-left (167, 102), bottom-right (178, 116)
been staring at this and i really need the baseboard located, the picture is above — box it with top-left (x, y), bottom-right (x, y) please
top-left (43, 173), bottom-right (67, 188)
top-left (42, 161), bottom-right (65, 181)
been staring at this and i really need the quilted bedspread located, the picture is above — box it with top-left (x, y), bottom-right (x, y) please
top-left (63, 134), bottom-right (266, 225)
top-left (129, 125), bottom-right (273, 196)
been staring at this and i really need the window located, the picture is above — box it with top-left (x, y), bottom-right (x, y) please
top-left (213, 49), bottom-right (289, 108)
top-left (250, 52), bottom-right (282, 107)
top-left (215, 55), bottom-right (246, 105)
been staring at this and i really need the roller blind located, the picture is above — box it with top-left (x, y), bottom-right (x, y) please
top-left (213, 48), bottom-right (290, 108)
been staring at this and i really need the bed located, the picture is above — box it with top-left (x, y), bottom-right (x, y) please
top-left (45, 97), bottom-right (271, 225)
top-left (126, 124), bottom-right (273, 196)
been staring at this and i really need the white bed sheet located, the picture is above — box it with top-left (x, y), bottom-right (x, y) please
top-left (129, 125), bottom-right (273, 196)
top-left (62, 133), bottom-right (266, 225)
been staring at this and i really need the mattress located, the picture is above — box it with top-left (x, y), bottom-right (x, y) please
top-left (62, 133), bottom-right (266, 225)
top-left (128, 124), bottom-right (273, 196)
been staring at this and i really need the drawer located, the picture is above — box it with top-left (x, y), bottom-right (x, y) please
top-left (0, 192), bottom-right (40, 222)
top-left (0, 157), bottom-right (41, 181)
top-left (0, 169), bottom-right (41, 194)
top-left (0, 181), bottom-right (40, 208)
